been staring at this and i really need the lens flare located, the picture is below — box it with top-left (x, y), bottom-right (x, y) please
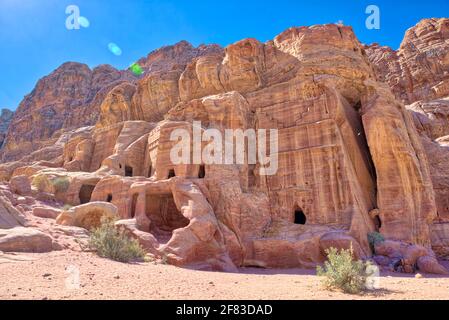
top-left (108, 43), bottom-right (122, 56)
top-left (129, 62), bottom-right (144, 76)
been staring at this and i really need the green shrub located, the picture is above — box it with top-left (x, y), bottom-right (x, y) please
top-left (51, 177), bottom-right (70, 193)
top-left (317, 246), bottom-right (367, 294)
top-left (89, 218), bottom-right (146, 263)
top-left (367, 232), bottom-right (385, 252)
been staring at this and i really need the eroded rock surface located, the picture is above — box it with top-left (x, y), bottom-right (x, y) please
top-left (0, 227), bottom-right (54, 253)
top-left (0, 20), bottom-right (448, 273)
top-left (0, 63), bottom-right (136, 162)
top-left (366, 18), bottom-right (449, 257)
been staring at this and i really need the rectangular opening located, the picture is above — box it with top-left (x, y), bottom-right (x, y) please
top-left (125, 165), bottom-right (133, 177)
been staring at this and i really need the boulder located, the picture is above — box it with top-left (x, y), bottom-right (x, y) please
top-left (416, 256), bottom-right (449, 275)
top-left (0, 227), bottom-right (53, 253)
top-left (0, 192), bottom-right (26, 228)
top-left (32, 207), bottom-right (62, 219)
top-left (373, 239), bottom-right (447, 275)
top-left (9, 175), bottom-right (32, 196)
top-left (56, 202), bottom-right (118, 230)
top-left (374, 240), bottom-right (403, 258)
top-left (115, 219), bottom-right (159, 254)
top-left (402, 244), bottom-right (432, 265)
top-left (319, 232), bottom-right (364, 260)
top-left (372, 255), bottom-right (391, 266)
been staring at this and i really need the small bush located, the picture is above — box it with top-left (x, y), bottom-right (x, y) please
top-left (32, 174), bottom-right (50, 192)
top-left (368, 232), bottom-right (385, 252)
top-left (89, 218), bottom-right (146, 263)
top-left (52, 177), bottom-right (70, 193)
top-left (317, 246), bottom-right (368, 294)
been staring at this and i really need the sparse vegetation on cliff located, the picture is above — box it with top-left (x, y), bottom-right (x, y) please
top-left (32, 175), bottom-right (50, 192)
top-left (52, 176), bottom-right (70, 193)
top-left (368, 232), bottom-right (385, 252)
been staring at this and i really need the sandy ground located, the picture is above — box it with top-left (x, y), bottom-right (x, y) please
top-left (0, 250), bottom-right (448, 300)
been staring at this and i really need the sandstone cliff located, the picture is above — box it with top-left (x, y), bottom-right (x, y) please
top-left (366, 18), bottom-right (449, 257)
top-left (0, 20), bottom-right (448, 272)
top-left (0, 108), bottom-right (13, 148)
top-left (0, 63), bottom-right (136, 162)
top-left (366, 18), bottom-right (449, 104)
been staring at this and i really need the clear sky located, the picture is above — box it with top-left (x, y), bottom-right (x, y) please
top-left (0, 0), bottom-right (448, 110)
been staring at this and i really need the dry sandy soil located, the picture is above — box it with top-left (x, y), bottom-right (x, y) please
top-left (0, 250), bottom-right (448, 300)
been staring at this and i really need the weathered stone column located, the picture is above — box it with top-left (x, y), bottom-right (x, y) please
top-left (135, 191), bottom-right (150, 232)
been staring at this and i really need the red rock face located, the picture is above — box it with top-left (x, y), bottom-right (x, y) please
top-left (0, 109), bottom-right (14, 148)
top-left (137, 41), bottom-right (223, 74)
top-left (366, 18), bottom-right (449, 104)
top-left (0, 20), bottom-right (449, 272)
top-left (366, 18), bottom-right (449, 257)
top-left (0, 63), bottom-right (134, 162)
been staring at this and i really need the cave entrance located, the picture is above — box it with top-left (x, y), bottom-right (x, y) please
top-left (294, 208), bottom-right (307, 225)
top-left (146, 193), bottom-right (189, 244)
top-left (148, 165), bottom-right (153, 178)
top-left (107, 194), bottom-right (113, 203)
top-left (79, 185), bottom-right (95, 204)
top-left (125, 165), bottom-right (134, 177)
top-left (168, 169), bottom-right (176, 179)
top-left (198, 165), bottom-right (206, 179)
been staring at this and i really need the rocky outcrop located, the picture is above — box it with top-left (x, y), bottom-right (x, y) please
top-left (32, 207), bottom-right (62, 219)
top-left (0, 20), bottom-right (448, 273)
top-left (366, 18), bottom-right (449, 104)
top-left (0, 63), bottom-right (136, 162)
top-left (56, 202), bottom-right (118, 230)
top-left (0, 227), bottom-right (54, 253)
top-left (366, 18), bottom-right (449, 256)
top-left (0, 190), bottom-right (26, 229)
top-left (9, 175), bottom-right (32, 196)
top-left (137, 41), bottom-right (223, 74)
top-left (373, 240), bottom-right (448, 275)
top-left (130, 42), bottom-right (224, 124)
top-left (0, 109), bottom-right (13, 148)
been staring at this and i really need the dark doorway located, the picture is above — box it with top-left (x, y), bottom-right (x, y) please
top-left (354, 101), bottom-right (362, 112)
top-left (294, 208), bottom-right (307, 225)
top-left (125, 165), bottom-right (133, 177)
top-left (198, 165), bottom-right (206, 179)
top-left (168, 169), bottom-right (176, 179)
top-left (146, 193), bottom-right (189, 244)
top-left (79, 185), bottom-right (95, 204)
top-left (148, 165), bottom-right (152, 178)
top-left (248, 164), bottom-right (256, 187)
top-left (107, 194), bottom-right (113, 203)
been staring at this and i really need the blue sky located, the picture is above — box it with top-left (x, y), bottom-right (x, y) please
top-left (0, 0), bottom-right (448, 110)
